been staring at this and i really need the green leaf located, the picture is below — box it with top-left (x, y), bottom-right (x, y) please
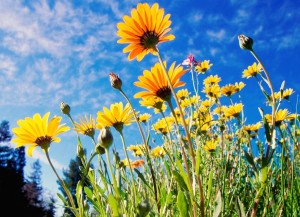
top-left (244, 150), bottom-right (257, 172)
top-left (57, 193), bottom-right (67, 205)
top-left (177, 191), bottom-right (188, 217)
top-left (84, 187), bottom-right (93, 199)
top-left (175, 160), bottom-right (192, 193)
top-left (172, 170), bottom-right (188, 192)
top-left (207, 170), bottom-right (213, 200)
top-left (134, 168), bottom-right (154, 193)
top-left (235, 197), bottom-right (246, 217)
top-left (108, 194), bottom-right (120, 217)
top-left (213, 190), bottom-right (222, 217)
top-left (263, 116), bottom-right (271, 143)
top-left (195, 148), bottom-right (201, 176)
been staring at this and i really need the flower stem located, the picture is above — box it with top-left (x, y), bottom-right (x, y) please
top-left (156, 48), bottom-right (204, 217)
top-left (105, 148), bottom-right (120, 200)
top-left (118, 131), bottom-right (137, 205)
top-left (45, 150), bottom-right (79, 217)
top-left (118, 88), bottom-right (160, 211)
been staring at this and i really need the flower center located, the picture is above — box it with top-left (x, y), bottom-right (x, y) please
top-left (140, 31), bottom-right (159, 49)
top-left (156, 86), bottom-right (171, 101)
top-left (35, 135), bottom-right (52, 148)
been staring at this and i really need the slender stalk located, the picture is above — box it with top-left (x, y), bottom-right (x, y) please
top-left (118, 88), bottom-right (160, 211)
top-left (105, 148), bottom-right (120, 199)
top-left (118, 131), bottom-right (137, 204)
top-left (156, 48), bottom-right (205, 217)
top-left (45, 150), bottom-right (79, 217)
top-left (250, 50), bottom-right (276, 159)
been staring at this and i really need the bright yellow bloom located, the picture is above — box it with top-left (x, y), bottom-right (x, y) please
top-left (12, 112), bottom-right (69, 156)
top-left (221, 84), bottom-right (239, 97)
top-left (203, 75), bottom-right (221, 86)
top-left (242, 62), bottom-right (262, 78)
top-left (152, 117), bottom-right (174, 135)
top-left (274, 88), bottom-right (294, 101)
top-left (235, 82), bottom-right (245, 92)
top-left (243, 122), bottom-right (262, 133)
top-left (203, 84), bottom-right (222, 98)
top-left (127, 144), bottom-right (145, 156)
top-left (74, 115), bottom-right (96, 138)
top-left (117, 3), bottom-right (175, 61)
top-left (180, 95), bottom-right (200, 108)
top-left (96, 102), bottom-right (135, 132)
top-left (201, 99), bottom-right (215, 108)
top-left (139, 96), bottom-right (167, 114)
top-left (151, 146), bottom-right (166, 158)
top-left (195, 60), bottom-right (213, 74)
top-left (265, 109), bottom-right (289, 126)
top-left (134, 61), bottom-right (188, 101)
top-left (176, 89), bottom-right (190, 100)
top-left (138, 113), bottom-right (151, 123)
top-left (224, 103), bottom-right (243, 118)
top-left (204, 139), bottom-right (218, 153)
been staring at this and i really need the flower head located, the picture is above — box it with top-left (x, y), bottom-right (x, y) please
top-left (203, 75), bottom-right (221, 86)
top-left (151, 146), bottom-right (166, 158)
top-left (109, 73), bottom-right (122, 90)
top-left (265, 109), bottom-right (289, 127)
top-left (138, 113), bottom-right (151, 123)
top-left (139, 96), bottom-right (167, 114)
top-left (238, 34), bottom-right (253, 50)
top-left (117, 3), bottom-right (175, 61)
top-left (152, 117), bottom-right (174, 135)
top-left (224, 103), bottom-right (243, 118)
top-left (204, 139), bottom-right (218, 153)
top-left (97, 102), bottom-right (135, 132)
top-left (242, 62), bottom-right (262, 78)
top-left (74, 115), bottom-right (96, 138)
top-left (134, 61), bottom-right (188, 101)
top-left (195, 60), bottom-right (213, 74)
top-left (127, 144), bottom-right (145, 157)
top-left (12, 112), bottom-right (69, 156)
top-left (182, 54), bottom-right (198, 67)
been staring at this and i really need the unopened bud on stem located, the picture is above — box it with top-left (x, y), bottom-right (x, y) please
top-left (97, 127), bottom-right (113, 149)
top-left (238, 34), bottom-right (254, 51)
top-left (109, 73), bottom-right (122, 90)
top-left (60, 102), bottom-right (71, 115)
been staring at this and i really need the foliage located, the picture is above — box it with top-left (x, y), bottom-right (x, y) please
top-left (12, 3), bottom-right (300, 217)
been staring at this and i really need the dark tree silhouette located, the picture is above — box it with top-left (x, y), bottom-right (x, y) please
top-left (0, 120), bottom-right (55, 217)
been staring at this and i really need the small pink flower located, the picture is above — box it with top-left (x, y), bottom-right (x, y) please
top-left (182, 54), bottom-right (198, 67)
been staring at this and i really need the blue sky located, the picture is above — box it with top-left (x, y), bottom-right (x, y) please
top-left (1, 0), bottom-right (300, 215)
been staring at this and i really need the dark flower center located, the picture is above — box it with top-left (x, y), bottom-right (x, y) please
top-left (35, 135), bottom-right (52, 147)
top-left (140, 31), bottom-right (159, 49)
top-left (156, 86), bottom-right (171, 101)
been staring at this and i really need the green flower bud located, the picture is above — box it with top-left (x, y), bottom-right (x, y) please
top-left (137, 199), bottom-right (151, 217)
top-left (97, 127), bottom-right (113, 149)
top-left (77, 143), bottom-right (85, 158)
top-left (238, 34), bottom-right (253, 51)
top-left (95, 144), bottom-right (106, 155)
top-left (60, 102), bottom-right (71, 115)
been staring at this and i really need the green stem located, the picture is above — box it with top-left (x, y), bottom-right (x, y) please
top-left (118, 131), bottom-right (137, 205)
top-left (105, 148), bottom-right (120, 199)
top-left (118, 88), bottom-right (160, 211)
top-left (156, 48), bottom-right (204, 217)
top-left (45, 150), bottom-right (79, 217)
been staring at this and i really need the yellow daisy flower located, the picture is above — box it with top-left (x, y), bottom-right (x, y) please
top-left (221, 84), bottom-right (239, 97)
top-left (203, 75), bottom-right (221, 86)
top-left (243, 122), bottom-right (262, 133)
top-left (152, 117), bottom-right (174, 135)
top-left (195, 60), bottom-right (213, 74)
top-left (117, 3), bottom-right (175, 61)
top-left (203, 84), bottom-right (222, 99)
top-left (74, 115), bottom-right (96, 138)
top-left (96, 102), bottom-right (135, 132)
top-left (235, 82), bottom-right (245, 92)
top-left (242, 62), bottom-right (262, 78)
top-left (139, 96), bottom-right (167, 114)
top-left (176, 89), bottom-right (190, 100)
top-left (224, 103), bottom-right (243, 118)
top-left (204, 139), bottom-right (218, 153)
top-left (12, 112), bottom-right (70, 156)
top-left (151, 146), bottom-right (166, 158)
top-left (134, 61), bottom-right (188, 101)
top-left (127, 144), bottom-right (145, 157)
top-left (138, 113), bottom-right (151, 123)
top-left (265, 109), bottom-right (289, 127)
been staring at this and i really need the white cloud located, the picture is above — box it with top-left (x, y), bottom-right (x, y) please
top-left (32, 149), bottom-right (66, 171)
top-left (206, 29), bottom-right (226, 41)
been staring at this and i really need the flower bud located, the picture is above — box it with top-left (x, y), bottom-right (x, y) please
top-left (109, 72), bottom-right (122, 90)
top-left (137, 199), bottom-right (151, 217)
top-left (238, 34), bottom-right (253, 51)
top-left (97, 127), bottom-right (113, 149)
top-left (60, 102), bottom-right (71, 115)
top-left (77, 143), bottom-right (85, 158)
top-left (95, 144), bottom-right (105, 155)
